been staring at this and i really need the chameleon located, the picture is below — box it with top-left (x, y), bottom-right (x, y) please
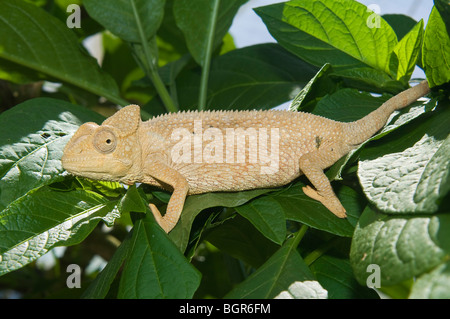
top-left (62, 80), bottom-right (430, 233)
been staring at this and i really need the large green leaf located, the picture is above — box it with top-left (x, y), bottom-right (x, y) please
top-left (83, 0), bottom-right (165, 43)
top-left (152, 44), bottom-right (318, 111)
top-left (254, 0), bottom-right (397, 73)
top-left (350, 207), bottom-right (450, 287)
top-left (434, 0), bottom-right (450, 37)
top-left (389, 20), bottom-right (424, 84)
top-left (312, 88), bottom-right (391, 122)
top-left (85, 0), bottom-right (178, 113)
top-left (0, 98), bottom-right (105, 212)
top-left (358, 106), bottom-right (450, 214)
top-left (0, 187), bottom-right (119, 276)
top-left (82, 232), bottom-right (134, 299)
top-left (205, 214), bottom-right (279, 269)
top-left (173, 0), bottom-right (247, 66)
top-left (231, 181), bottom-right (362, 241)
top-left (82, 185), bottom-right (157, 298)
top-left (118, 212), bottom-right (201, 298)
top-left (382, 14), bottom-right (420, 41)
top-left (423, 7), bottom-right (450, 87)
top-left (235, 197), bottom-right (286, 245)
top-left (225, 232), bottom-right (326, 299)
top-left (256, 182), bottom-right (362, 237)
top-left (0, 0), bottom-right (124, 105)
top-left (409, 261), bottom-right (450, 298)
top-left (310, 255), bottom-right (379, 299)
top-left (169, 188), bottom-right (274, 252)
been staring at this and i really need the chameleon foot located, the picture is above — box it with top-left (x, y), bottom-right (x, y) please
top-left (149, 203), bottom-right (173, 233)
top-left (302, 186), bottom-right (347, 218)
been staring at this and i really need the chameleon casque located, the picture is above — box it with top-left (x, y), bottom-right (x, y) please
top-left (62, 80), bottom-right (430, 233)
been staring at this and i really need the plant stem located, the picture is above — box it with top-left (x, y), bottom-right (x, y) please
top-left (198, 0), bottom-right (220, 111)
top-left (304, 239), bottom-right (340, 266)
top-left (130, 0), bottom-right (178, 113)
top-left (149, 65), bottom-right (178, 112)
top-left (293, 224), bottom-right (309, 248)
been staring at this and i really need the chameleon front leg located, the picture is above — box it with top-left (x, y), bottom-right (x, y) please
top-left (299, 150), bottom-right (347, 218)
top-left (144, 162), bottom-right (189, 233)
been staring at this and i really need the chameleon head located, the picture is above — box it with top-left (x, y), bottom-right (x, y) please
top-left (61, 105), bottom-right (142, 182)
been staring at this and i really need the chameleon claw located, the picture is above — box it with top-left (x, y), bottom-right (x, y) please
top-left (302, 186), bottom-right (347, 218)
top-left (149, 203), bottom-right (172, 233)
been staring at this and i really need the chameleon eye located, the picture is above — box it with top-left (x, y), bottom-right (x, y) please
top-left (93, 128), bottom-right (117, 154)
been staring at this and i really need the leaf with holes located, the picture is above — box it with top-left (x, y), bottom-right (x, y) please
top-left (0, 98), bottom-right (104, 212)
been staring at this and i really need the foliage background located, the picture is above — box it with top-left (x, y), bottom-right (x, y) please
top-left (0, 0), bottom-right (449, 299)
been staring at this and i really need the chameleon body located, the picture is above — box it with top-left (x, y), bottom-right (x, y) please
top-left (62, 81), bottom-right (430, 232)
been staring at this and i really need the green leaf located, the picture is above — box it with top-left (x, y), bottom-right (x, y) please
top-left (350, 207), bottom-right (450, 287)
top-left (389, 20), bottom-right (424, 84)
top-left (289, 63), bottom-right (338, 112)
top-left (205, 215), bottom-right (279, 268)
top-left (423, 7), bottom-right (450, 87)
top-left (225, 231), bottom-right (325, 298)
top-left (235, 196), bottom-right (286, 245)
top-left (310, 255), bottom-right (379, 299)
top-left (434, 0), bottom-right (450, 37)
top-left (83, 0), bottom-right (165, 42)
top-left (409, 261), bottom-right (450, 299)
top-left (82, 232), bottom-right (133, 299)
top-left (260, 182), bottom-right (361, 237)
top-left (154, 43), bottom-right (318, 111)
top-left (382, 14), bottom-right (419, 41)
top-left (330, 67), bottom-right (406, 94)
top-left (169, 188), bottom-right (274, 252)
top-left (312, 88), bottom-right (391, 122)
top-left (157, 0), bottom-right (190, 58)
top-left (173, 0), bottom-right (247, 66)
top-left (101, 32), bottom-right (143, 96)
top-left (383, 13), bottom-right (424, 77)
top-left (0, 98), bottom-right (105, 212)
top-left (0, 187), bottom-right (118, 276)
top-left (84, 0), bottom-right (177, 113)
top-left (82, 186), bottom-right (153, 298)
top-left (254, 0), bottom-right (398, 73)
top-left (0, 0), bottom-right (125, 105)
top-left (118, 212), bottom-right (201, 299)
top-left (358, 106), bottom-right (450, 214)
top-left (118, 185), bottom-right (149, 215)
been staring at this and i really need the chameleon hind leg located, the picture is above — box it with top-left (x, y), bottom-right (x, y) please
top-left (299, 150), bottom-right (347, 218)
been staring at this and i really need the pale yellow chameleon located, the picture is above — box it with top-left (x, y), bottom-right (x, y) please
top-left (62, 80), bottom-right (430, 232)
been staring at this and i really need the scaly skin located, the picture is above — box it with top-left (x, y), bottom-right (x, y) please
top-left (62, 80), bottom-right (430, 232)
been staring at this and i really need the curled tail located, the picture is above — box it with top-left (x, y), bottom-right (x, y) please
top-left (344, 80), bottom-right (430, 145)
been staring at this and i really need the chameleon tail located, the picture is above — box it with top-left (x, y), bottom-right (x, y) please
top-left (343, 80), bottom-right (430, 145)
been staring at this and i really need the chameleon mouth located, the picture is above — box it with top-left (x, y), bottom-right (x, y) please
top-left (61, 155), bottom-right (107, 174)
